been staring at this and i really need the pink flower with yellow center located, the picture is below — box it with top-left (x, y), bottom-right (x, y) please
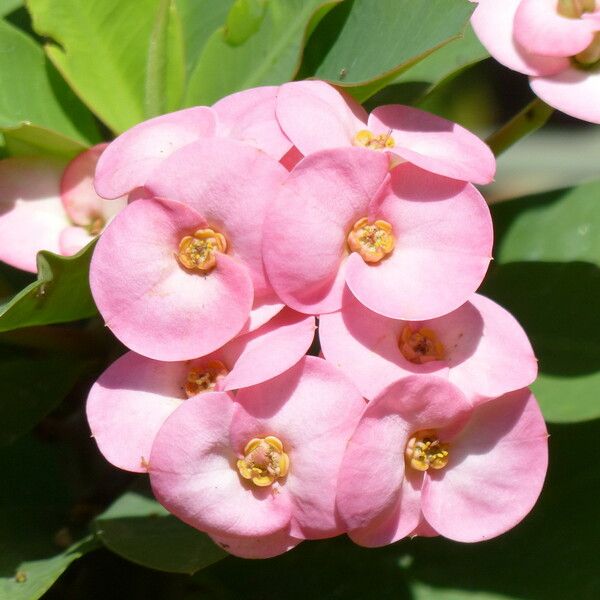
top-left (263, 147), bottom-right (493, 320)
top-left (0, 144), bottom-right (125, 272)
top-left (86, 309), bottom-right (315, 473)
top-left (274, 80), bottom-right (496, 184)
top-left (472, 0), bottom-right (600, 123)
top-left (319, 291), bottom-right (538, 405)
top-left (90, 137), bottom-right (288, 360)
top-left (148, 356), bottom-right (366, 558)
top-left (336, 376), bottom-right (548, 546)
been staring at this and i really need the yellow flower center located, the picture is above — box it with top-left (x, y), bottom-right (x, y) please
top-left (87, 215), bottom-right (105, 236)
top-left (183, 360), bottom-right (228, 398)
top-left (352, 129), bottom-right (395, 150)
top-left (237, 436), bottom-right (289, 487)
top-left (177, 228), bottom-right (227, 271)
top-left (399, 325), bottom-right (445, 364)
top-left (557, 0), bottom-right (595, 18)
top-left (347, 217), bottom-right (395, 263)
top-left (406, 429), bottom-right (450, 472)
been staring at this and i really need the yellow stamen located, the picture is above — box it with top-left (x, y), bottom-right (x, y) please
top-left (177, 228), bottom-right (227, 271)
top-left (406, 429), bottom-right (450, 472)
top-left (184, 360), bottom-right (228, 398)
top-left (557, 0), bottom-right (595, 18)
top-left (87, 215), bottom-right (105, 236)
top-left (399, 325), bottom-right (445, 364)
top-left (352, 129), bottom-right (395, 150)
top-left (347, 217), bottom-right (395, 263)
top-left (237, 436), bottom-right (289, 487)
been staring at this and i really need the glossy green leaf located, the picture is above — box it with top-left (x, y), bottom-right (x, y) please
top-left (486, 181), bottom-right (600, 423)
top-left (3, 123), bottom-right (87, 159)
top-left (224, 0), bottom-right (267, 46)
top-left (0, 352), bottom-right (88, 445)
top-left (27, 0), bottom-right (163, 133)
top-left (0, 0), bottom-right (22, 17)
top-left (192, 420), bottom-right (599, 599)
top-left (185, 0), bottom-right (341, 105)
top-left (0, 19), bottom-right (99, 143)
top-left (95, 490), bottom-right (226, 574)
top-left (0, 437), bottom-right (99, 599)
top-left (145, 0), bottom-right (185, 118)
top-left (300, 0), bottom-right (475, 102)
top-left (0, 242), bottom-right (97, 333)
top-left (175, 0), bottom-right (235, 80)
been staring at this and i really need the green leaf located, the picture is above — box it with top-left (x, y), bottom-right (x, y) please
top-left (145, 0), bottom-right (185, 118)
top-left (0, 241), bottom-right (97, 333)
top-left (299, 0), bottom-right (475, 102)
top-left (0, 0), bottom-right (22, 17)
top-left (486, 181), bottom-right (600, 423)
top-left (0, 19), bottom-right (99, 143)
top-left (3, 123), bottom-right (87, 159)
top-left (175, 0), bottom-right (235, 80)
top-left (95, 489), bottom-right (226, 574)
top-left (185, 0), bottom-right (340, 106)
top-left (492, 181), bottom-right (600, 265)
top-left (0, 437), bottom-right (99, 599)
top-left (27, 0), bottom-right (164, 133)
top-left (224, 0), bottom-right (268, 45)
top-left (0, 352), bottom-right (88, 445)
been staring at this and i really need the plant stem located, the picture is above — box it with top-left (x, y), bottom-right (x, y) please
top-left (486, 97), bottom-right (554, 157)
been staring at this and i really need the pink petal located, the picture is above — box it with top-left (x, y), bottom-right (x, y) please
top-left (145, 137), bottom-right (286, 300)
top-left (86, 351), bottom-right (187, 473)
top-left (319, 289), bottom-right (448, 401)
top-left (0, 157), bottom-right (69, 272)
top-left (94, 107), bottom-right (217, 199)
top-left (149, 391), bottom-right (294, 537)
top-left (243, 296), bottom-right (285, 333)
top-left (208, 527), bottom-right (301, 559)
top-left (59, 226), bottom-right (94, 256)
top-left (221, 308), bottom-right (316, 391)
top-left (514, 0), bottom-right (597, 57)
top-left (368, 105), bottom-right (495, 184)
top-left (263, 147), bottom-right (390, 314)
top-left (61, 143), bottom-right (108, 225)
top-left (336, 376), bottom-right (470, 538)
top-left (471, 0), bottom-right (569, 76)
top-left (90, 197), bottom-right (253, 361)
top-left (231, 356), bottom-right (366, 539)
top-left (349, 472), bottom-right (424, 547)
top-left (531, 67), bottom-right (600, 124)
top-left (276, 80), bottom-right (368, 155)
top-left (422, 388), bottom-right (548, 542)
top-left (345, 164), bottom-right (492, 320)
top-left (213, 86), bottom-right (293, 160)
top-left (441, 294), bottom-right (538, 405)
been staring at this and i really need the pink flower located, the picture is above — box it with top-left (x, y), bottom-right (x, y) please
top-left (90, 137), bottom-right (287, 360)
top-left (148, 356), bottom-right (366, 558)
top-left (263, 147), bottom-right (493, 320)
top-left (275, 80), bottom-right (496, 184)
top-left (472, 0), bottom-right (600, 123)
top-left (320, 291), bottom-right (537, 405)
top-left (336, 376), bottom-right (548, 545)
top-left (95, 87), bottom-right (291, 200)
top-left (0, 144), bottom-right (125, 272)
top-left (86, 309), bottom-right (315, 473)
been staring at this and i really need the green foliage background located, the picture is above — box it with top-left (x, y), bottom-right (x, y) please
top-left (0, 0), bottom-right (598, 598)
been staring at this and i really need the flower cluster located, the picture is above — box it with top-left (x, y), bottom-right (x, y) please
top-left (86, 80), bottom-right (548, 559)
top-left (472, 0), bottom-right (600, 123)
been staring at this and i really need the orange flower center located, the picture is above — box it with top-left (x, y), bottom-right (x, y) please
top-left (237, 436), bottom-right (289, 487)
top-left (352, 129), bottom-right (395, 150)
top-left (347, 217), bottom-right (395, 263)
top-left (184, 360), bottom-right (228, 398)
top-left (177, 228), bottom-right (227, 271)
top-left (406, 429), bottom-right (450, 471)
top-left (399, 325), bottom-right (445, 364)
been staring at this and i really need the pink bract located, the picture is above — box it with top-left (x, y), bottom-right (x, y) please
top-left (0, 145), bottom-right (125, 272)
top-left (336, 376), bottom-right (548, 545)
top-left (276, 80), bottom-right (495, 184)
top-left (319, 291), bottom-right (537, 405)
top-left (472, 0), bottom-right (600, 123)
top-left (87, 309), bottom-right (315, 473)
top-left (263, 147), bottom-right (492, 320)
top-left (149, 357), bottom-right (365, 557)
